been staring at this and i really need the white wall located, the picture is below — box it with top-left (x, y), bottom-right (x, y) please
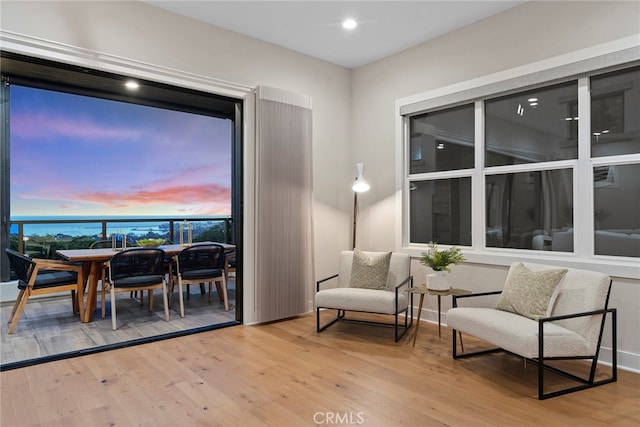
top-left (351, 1), bottom-right (640, 371)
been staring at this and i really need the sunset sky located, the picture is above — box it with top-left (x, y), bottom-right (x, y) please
top-left (10, 85), bottom-right (232, 217)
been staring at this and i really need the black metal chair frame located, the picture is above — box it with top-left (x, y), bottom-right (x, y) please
top-left (316, 275), bottom-right (414, 342)
top-left (450, 283), bottom-right (617, 400)
top-left (5, 248), bottom-right (84, 334)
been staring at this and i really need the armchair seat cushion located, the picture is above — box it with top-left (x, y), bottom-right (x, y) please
top-left (315, 287), bottom-right (408, 315)
top-left (446, 307), bottom-right (590, 359)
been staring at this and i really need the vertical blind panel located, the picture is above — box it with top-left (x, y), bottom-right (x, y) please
top-left (254, 86), bottom-right (314, 323)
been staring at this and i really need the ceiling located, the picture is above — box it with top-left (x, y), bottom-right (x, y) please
top-left (145, 1), bottom-right (528, 69)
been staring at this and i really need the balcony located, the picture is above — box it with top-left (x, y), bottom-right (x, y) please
top-left (1, 215), bottom-right (238, 369)
top-left (4, 216), bottom-right (233, 281)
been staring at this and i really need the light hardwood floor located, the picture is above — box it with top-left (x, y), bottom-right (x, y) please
top-left (1, 312), bottom-right (639, 426)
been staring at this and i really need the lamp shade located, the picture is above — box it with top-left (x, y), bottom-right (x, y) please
top-left (352, 163), bottom-right (370, 193)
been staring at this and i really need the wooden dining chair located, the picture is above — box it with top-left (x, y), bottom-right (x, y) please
top-left (171, 243), bottom-right (229, 317)
top-left (91, 239), bottom-right (149, 316)
top-left (103, 248), bottom-right (169, 330)
top-left (5, 248), bottom-right (84, 334)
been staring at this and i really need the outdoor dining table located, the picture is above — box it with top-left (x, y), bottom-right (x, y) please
top-left (57, 242), bottom-right (236, 323)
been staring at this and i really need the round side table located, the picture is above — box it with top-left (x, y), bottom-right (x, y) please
top-left (408, 285), bottom-right (471, 347)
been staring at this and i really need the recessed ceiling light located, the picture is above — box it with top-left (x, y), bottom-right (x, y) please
top-left (342, 18), bottom-right (357, 30)
top-left (528, 97), bottom-right (538, 102)
top-left (125, 80), bottom-right (140, 90)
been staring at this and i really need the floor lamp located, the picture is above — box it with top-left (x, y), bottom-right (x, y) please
top-left (352, 163), bottom-right (370, 249)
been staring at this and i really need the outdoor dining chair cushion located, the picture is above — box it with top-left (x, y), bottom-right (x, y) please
top-left (180, 268), bottom-right (223, 281)
top-left (111, 274), bottom-right (166, 288)
top-left (19, 270), bottom-right (80, 290)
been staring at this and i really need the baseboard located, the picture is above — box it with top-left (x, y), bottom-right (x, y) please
top-left (601, 347), bottom-right (640, 374)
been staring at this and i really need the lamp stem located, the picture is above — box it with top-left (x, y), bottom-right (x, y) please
top-left (352, 191), bottom-right (358, 250)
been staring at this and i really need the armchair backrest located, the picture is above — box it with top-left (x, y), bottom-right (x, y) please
top-left (337, 251), bottom-right (410, 291)
top-left (516, 262), bottom-right (611, 353)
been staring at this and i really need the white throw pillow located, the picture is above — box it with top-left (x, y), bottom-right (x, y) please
top-left (349, 250), bottom-right (392, 290)
top-left (495, 263), bottom-right (568, 320)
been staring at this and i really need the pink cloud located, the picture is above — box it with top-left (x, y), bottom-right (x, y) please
top-left (21, 183), bottom-right (231, 213)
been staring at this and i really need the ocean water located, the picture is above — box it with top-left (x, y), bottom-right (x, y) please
top-left (10, 216), bottom-right (227, 238)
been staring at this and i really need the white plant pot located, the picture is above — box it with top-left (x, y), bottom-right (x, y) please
top-left (427, 271), bottom-right (450, 291)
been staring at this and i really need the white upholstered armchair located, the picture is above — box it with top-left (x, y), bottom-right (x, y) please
top-left (314, 250), bottom-right (413, 342)
top-left (446, 262), bottom-right (617, 399)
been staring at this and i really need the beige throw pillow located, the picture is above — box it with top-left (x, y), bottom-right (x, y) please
top-left (349, 250), bottom-right (392, 290)
top-left (495, 263), bottom-right (568, 320)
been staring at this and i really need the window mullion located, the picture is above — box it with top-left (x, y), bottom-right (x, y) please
top-left (575, 77), bottom-right (592, 258)
top-left (474, 100), bottom-right (485, 251)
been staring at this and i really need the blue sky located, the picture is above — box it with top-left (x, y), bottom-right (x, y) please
top-left (10, 85), bottom-right (232, 217)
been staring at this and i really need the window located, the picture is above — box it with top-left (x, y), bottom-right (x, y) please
top-left (484, 82), bottom-right (577, 253)
top-left (403, 63), bottom-right (639, 262)
top-left (409, 178), bottom-right (472, 245)
top-left (410, 104), bottom-right (474, 173)
top-left (408, 104), bottom-right (474, 245)
top-left (485, 82), bottom-right (577, 166)
top-left (486, 169), bottom-right (573, 251)
top-left (590, 67), bottom-right (640, 157)
top-left (593, 163), bottom-right (640, 257)
top-left (590, 67), bottom-right (640, 258)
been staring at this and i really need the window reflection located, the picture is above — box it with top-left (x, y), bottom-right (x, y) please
top-left (410, 104), bottom-right (474, 174)
top-left (485, 170), bottom-right (573, 251)
top-left (485, 82), bottom-right (578, 166)
top-left (594, 163), bottom-right (640, 257)
top-left (591, 66), bottom-right (640, 157)
top-left (409, 178), bottom-right (471, 245)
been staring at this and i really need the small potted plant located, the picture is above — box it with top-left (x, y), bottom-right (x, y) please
top-left (420, 242), bottom-right (466, 290)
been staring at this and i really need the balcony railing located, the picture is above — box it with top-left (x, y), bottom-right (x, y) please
top-left (4, 216), bottom-right (233, 280)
